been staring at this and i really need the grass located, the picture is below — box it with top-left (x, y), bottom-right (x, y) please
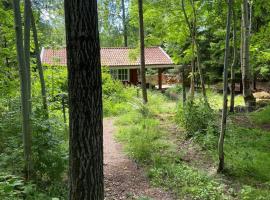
top-left (194, 104), bottom-right (270, 199)
top-left (116, 92), bottom-right (233, 199)
top-left (250, 105), bottom-right (270, 126)
top-left (166, 84), bottom-right (245, 109)
top-left (116, 88), bottom-right (270, 200)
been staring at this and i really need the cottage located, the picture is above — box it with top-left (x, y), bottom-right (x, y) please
top-left (41, 46), bottom-right (175, 89)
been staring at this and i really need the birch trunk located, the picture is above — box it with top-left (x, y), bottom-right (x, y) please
top-left (241, 0), bottom-right (256, 111)
top-left (230, 1), bottom-right (237, 113)
top-left (64, 0), bottom-right (104, 198)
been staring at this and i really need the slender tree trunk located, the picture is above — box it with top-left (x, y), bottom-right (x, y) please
top-left (218, 0), bottom-right (232, 173)
top-left (190, 0), bottom-right (207, 102)
top-left (64, 0), bottom-right (104, 199)
top-left (190, 59), bottom-right (195, 99)
top-left (181, 0), bottom-right (194, 99)
top-left (12, 0), bottom-right (32, 180)
top-left (182, 0), bottom-right (207, 102)
top-left (30, 8), bottom-right (49, 118)
top-left (182, 65), bottom-right (186, 104)
top-left (24, 0), bottom-right (31, 108)
top-left (241, 0), bottom-right (256, 111)
top-left (138, 0), bottom-right (148, 103)
top-left (121, 0), bottom-right (128, 47)
top-left (230, 1), bottom-right (237, 113)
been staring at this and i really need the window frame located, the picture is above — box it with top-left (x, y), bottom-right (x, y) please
top-left (109, 68), bottom-right (130, 82)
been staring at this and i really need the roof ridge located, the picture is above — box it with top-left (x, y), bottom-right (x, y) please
top-left (101, 46), bottom-right (160, 49)
top-left (43, 46), bottom-right (161, 50)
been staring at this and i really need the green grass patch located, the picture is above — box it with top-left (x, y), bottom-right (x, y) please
top-left (250, 105), bottom-right (270, 126)
top-left (195, 111), bottom-right (270, 199)
top-left (116, 93), bottom-right (233, 199)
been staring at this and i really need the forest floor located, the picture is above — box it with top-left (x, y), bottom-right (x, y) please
top-left (103, 118), bottom-right (175, 200)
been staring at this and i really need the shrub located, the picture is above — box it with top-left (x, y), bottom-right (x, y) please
top-left (32, 114), bottom-right (67, 182)
top-left (102, 67), bottom-right (136, 116)
top-left (176, 99), bottom-right (217, 137)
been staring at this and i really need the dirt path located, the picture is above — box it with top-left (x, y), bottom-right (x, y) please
top-left (103, 118), bottom-right (174, 200)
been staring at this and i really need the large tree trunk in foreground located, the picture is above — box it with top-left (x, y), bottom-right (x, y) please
top-left (241, 0), bottom-right (256, 111)
top-left (64, 0), bottom-right (104, 199)
top-left (230, 1), bottom-right (237, 113)
top-left (12, 0), bottom-right (32, 180)
top-left (122, 0), bottom-right (128, 47)
top-left (30, 8), bottom-right (48, 118)
top-left (138, 0), bottom-right (148, 103)
top-left (218, 0), bottom-right (232, 173)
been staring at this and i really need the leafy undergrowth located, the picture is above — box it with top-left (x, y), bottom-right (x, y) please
top-left (116, 93), bottom-right (234, 200)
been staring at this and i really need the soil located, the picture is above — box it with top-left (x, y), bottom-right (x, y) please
top-left (103, 118), bottom-right (175, 200)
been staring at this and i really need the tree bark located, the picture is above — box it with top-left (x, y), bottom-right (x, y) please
top-left (64, 0), bottom-right (104, 199)
top-left (182, 0), bottom-right (207, 102)
top-left (12, 0), bottom-right (32, 180)
top-left (182, 65), bottom-right (186, 104)
top-left (229, 1), bottom-right (237, 113)
top-left (241, 0), bottom-right (256, 111)
top-left (138, 0), bottom-right (148, 103)
top-left (30, 8), bottom-right (49, 118)
top-left (190, 0), bottom-right (207, 102)
top-left (121, 0), bottom-right (128, 47)
top-left (24, 0), bottom-right (31, 108)
top-left (181, 0), bottom-right (194, 99)
top-left (218, 0), bottom-right (232, 173)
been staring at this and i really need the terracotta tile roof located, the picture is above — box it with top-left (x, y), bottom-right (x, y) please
top-left (41, 47), bottom-right (174, 67)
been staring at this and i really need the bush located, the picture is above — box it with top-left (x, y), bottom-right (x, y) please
top-left (176, 99), bottom-right (217, 137)
top-left (32, 108), bottom-right (67, 183)
top-left (102, 67), bottom-right (136, 116)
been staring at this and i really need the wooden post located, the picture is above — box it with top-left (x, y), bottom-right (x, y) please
top-left (158, 68), bottom-right (163, 90)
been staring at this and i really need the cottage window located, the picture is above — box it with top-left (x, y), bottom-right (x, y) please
top-left (110, 69), bottom-right (129, 81)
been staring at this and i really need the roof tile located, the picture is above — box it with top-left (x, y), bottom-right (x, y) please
top-left (41, 47), bottom-right (173, 67)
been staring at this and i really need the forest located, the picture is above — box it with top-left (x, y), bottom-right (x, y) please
top-left (0, 0), bottom-right (270, 199)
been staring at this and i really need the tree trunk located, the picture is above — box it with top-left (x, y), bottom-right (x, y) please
top-left (182, 66), bottom-right (186, 104)
top-left (190, 0), bottom-right (207, 102)
top-left (189, 59), bottom-right (195, 99)
top-left (12, 0), bottom-right (32, 180)
top-left (30, 8), bottom-right (49, 118)
top-left (182, 0), bottom-right (207, 102)
top-left (230, 1), bottom-right (237, 113)
top-left (121, 0), bottom-right (128, 47)
top-left (64, 0), bottom-right (104, 199)
top-left (241, 0), bottom-right (256, 111)
top-left (218, 0), bottom-right (232, 173)
top-left (138, 0), bottom-right (148, 103)
top-left (24, 0), bottom-right (31, 108)
top-left (181, 0), bottom-right (194, 99)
